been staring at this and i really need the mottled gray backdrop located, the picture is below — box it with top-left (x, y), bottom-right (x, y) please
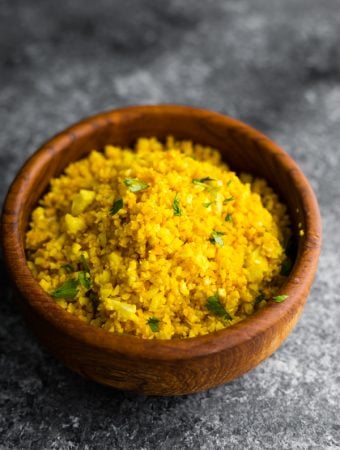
top-left (0, 0), bottom-right (339, 449)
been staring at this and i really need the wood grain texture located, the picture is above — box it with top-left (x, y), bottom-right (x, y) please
top-left (1, 105), bottom-right (322, 396)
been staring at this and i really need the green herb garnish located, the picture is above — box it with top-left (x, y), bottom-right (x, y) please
top-left (147, 317), bottom-right (160, 332)
top-left (225, 213), bottom-right (233, 222)
top-left (209, 230), bottom-right (225, 246)
top-left (78, 271), bottom-right (91, 290)
top-left (124, 178), bottom-right (150, 193)
top-left (110, 198), bottom-right (124, 215)
top-left (272, 294), bottom-right (289, 303)
top-left (223, 197), bottom-right (234, 204)
top-left (61, 263), bottom-right (74, 273)
top-left (202, 201), bottom-right (213, 208)
top-left (51, 279), bottom-right (79, 300)
top-left (206, 294), bottom-right (232, 321)
top-left (80, 254), bottom-right (90, 273)
top-left (172, 193), bottom-right (182, 216)
top-left (192, 177), bottom-right (215, 188)
top-left (197, 177), bottom-right (215, 182)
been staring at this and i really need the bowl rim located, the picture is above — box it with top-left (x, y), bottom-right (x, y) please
top-left (1, 104), bottom-right (322, 361)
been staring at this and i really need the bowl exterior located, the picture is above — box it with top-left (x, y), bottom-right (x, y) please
top-left (14, 286), bottom-right (308, 396)
top-left (1, 105), bottom-right (321, 395)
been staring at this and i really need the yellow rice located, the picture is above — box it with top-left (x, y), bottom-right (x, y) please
top-left (25, 137), bottom-right (291, 339)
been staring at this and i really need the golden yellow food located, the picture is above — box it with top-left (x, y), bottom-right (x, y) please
top-left (25, 137), bottom-right (291, 339)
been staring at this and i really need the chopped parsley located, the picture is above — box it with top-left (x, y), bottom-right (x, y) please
top-left (172, 193), bottom-right (182, 216)
top-left (124, 178), bottom-right (149, 193)
top-left (109, 198), bottom-right (123, 215)
top-left (147, 317), bottom-right (160, 332)
top-left (206, 294), bottom-right (232, 321)
top-left (196, 177), bottom-right (215, 183)
top-left (209, 230), bottom-right (225, 246)
top-left (223, 197), bottom-right (234, 204)
top-left (202, 201), bottom-right (214, 208)
top-left (51, 279), bottom-right (79, 300)
top-left (78, 271), bottom-right (91, 290)
top-left (52, 254), bottom-right (92, 299)
top-left (61, 263), bottom-right (74, 273)
top-left (272, 294), bottom-right (289, 303)
top-left (225, 213), bottom-right (233, 222)
top-left (192, 177), bottom-right (215, 189)
top-left (80, 254), bottom-right (90, 273)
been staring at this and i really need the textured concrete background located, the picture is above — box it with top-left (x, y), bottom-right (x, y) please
top-left (0, 0), bottom-right (339, 448)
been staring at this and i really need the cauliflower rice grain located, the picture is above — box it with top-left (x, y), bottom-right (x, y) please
top-left (25, 137), bottom-right (291, 339)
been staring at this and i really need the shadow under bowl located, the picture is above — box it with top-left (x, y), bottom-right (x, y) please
top-left (1, 105), bottom-right (321, 396)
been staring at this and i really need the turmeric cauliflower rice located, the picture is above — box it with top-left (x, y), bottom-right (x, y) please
top-left (25, 137), bottom-right (291, 339)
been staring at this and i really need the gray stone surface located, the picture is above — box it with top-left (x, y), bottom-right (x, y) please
top-left (0, 0), bottom-right (339, 448)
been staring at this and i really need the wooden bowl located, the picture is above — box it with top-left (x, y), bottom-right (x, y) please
top-left (1, 105), bottom-right (321, 396)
